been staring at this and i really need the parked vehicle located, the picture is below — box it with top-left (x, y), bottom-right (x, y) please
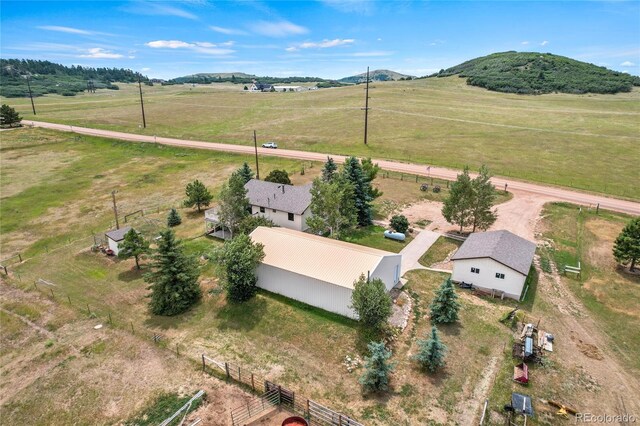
top-left (262, 142), bottom-right (278, 149)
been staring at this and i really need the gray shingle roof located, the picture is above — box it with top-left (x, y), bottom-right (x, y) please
top-left (451, 230), bottom-right (536, 275)
top-left (105, 226), bottom-right (132, 242)
top-left (245, 179), bottom-right (312, 215)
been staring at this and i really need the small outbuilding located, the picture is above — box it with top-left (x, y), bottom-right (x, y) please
top-left (104, 226), bottom-right (132, 256)
top-left (451, 230), bottom-right (536, 300)
top-left (249, 227), bottom-right (402, 319)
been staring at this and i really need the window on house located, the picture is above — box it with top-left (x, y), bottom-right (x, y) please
top-left (273, 209), bottom-right (276, 213)
top-left (260, 207), bottom-right (265, 213)
top-left (471, 267), bottom-right (480, 274)
top-left (495, 273), bottom-right (505, 279)
top-left (288, 213), bottom-right (294, 221)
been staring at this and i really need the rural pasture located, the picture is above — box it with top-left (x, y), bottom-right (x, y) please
top-left (3, 76), bottom-right (639, 199)
top-left (1, 128), bottom-right (639, 425)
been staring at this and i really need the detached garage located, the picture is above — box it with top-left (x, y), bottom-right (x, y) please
top-left (249, 227), bottom-right (402, 319)
top-left (451, 230), bottom-right (536, 300)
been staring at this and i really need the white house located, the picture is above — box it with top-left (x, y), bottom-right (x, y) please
top-left (245, 179), bottom-right (312, 231)
top-left (248, 83), bottom-right (274, 92)
top-left (104, 226), bottom-right (132, 256)
top-left (451, 230), bottom-right (536, 300)
top-left (249, 227), bottom-right (402, 319)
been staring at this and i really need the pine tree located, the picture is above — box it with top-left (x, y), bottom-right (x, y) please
top-left (145, 229), bottom-right (201, 316)
top-left (184, 179), bottom-right (213, 212)
top-left (237, 162), bottom-right (254, 184)
top-left (0, 104), bottom-right (22, 127)
top-left (167, 208), bottom-right (182, 227)
top-left (613, 217), bottom-right (640, 271)
top-left (342, 156), bottom-right (373, 226)
top-left (414, 326), bottom-right (448, 372)
top-left (361, 157), bottom-right (383, 199)
top-left (441, 166), bottom-right (473, 233)
top-left (214, 234), bottom-right (265, 302)
top-left (351, 274), bottom-right (393, 331)
top-left (470, 165), bottom-right (497, 232)
top-left (359, 341), bottom-right (396, 393)
top-left (429, 277), bottom-right (461, 324)
top-left (117, 228), bottom-right (150, 269)
top-left (322, 156), bottom-right (338, 182)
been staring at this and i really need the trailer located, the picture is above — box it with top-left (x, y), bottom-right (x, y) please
top-left (513, 363), bottom-right (529, 384)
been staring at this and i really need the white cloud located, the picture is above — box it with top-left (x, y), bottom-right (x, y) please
top-left (124, 2), bottom-right (198, 20)
top-left (38, 25), bottom-right (92, 35)
top-left (351, 51), bottom-right (393, 57)
top-left (540, 40), bottom-right (549, 46)
top-left (141, 67), bottom-right (151, 71)
top-left (145, 40), bottom-right (234, 55)
top-left (377, 38), bottom-right (382, 41)
top-left (620, 61), bottom-right (636, 67)
top-left (250, 20), bottom-right (308, 37)
top-left (210, 26), bottom-right (248, 36)
top-left (79, 48), bottom-right (123, 59)
top-left (521, 41), bottom-right (530, 45)
top-left (286, 38), bottom-right (355, 51)
top-left (429, 39), bottom-right (445, 46)
top-left (321, 0), bottom-right (373, 14)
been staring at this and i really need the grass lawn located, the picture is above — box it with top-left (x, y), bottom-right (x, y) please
top-left (341, 225), bottom-right (413, 253)
top-left (4, 77), bottom-right (639, 199)
top-left (538, 202), bottom-right (640, 371)
top-left (418, 236), bottom-right (462, 267)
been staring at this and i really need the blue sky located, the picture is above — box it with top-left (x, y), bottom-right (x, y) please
top-left (1, 1), bottom-right (639, 79)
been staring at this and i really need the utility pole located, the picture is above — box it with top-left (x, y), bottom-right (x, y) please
top-left (111, 190), bottom-right (120, 230)
top-left (26, 75), bottom-right (36, 115)
top-left (137, 74), bottom-right (146, 128)
top-left (362, 66), bottom-right (370, 145)
top-left (253, 130), bottom-right (260, 179)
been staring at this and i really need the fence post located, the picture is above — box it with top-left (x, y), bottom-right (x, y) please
top-left (202, 354), bottom-right (206, 371)
top-left (339, 414), bottom-right (343, 425)
top-left (176, 344), bottom-right (179, 356)
top-left (225, 362), bottom-right (230, 379)
top-left (251, 373), bottom-right (255, 391)
top-left (278, 386), bottom-right (282, 405)
top-left (2, 266), bottom-right (7, 275)
top-left (86, 303), bottom-right (91, 315)
top-left (238, 366), bottom-right (241, 382)
top-left (18, 254), bottom-right (22, 262)
top-left (292, 391), bottom-right (295, 410)
top-left (67, 295), bottom-right (72, 305)
top-left (130, 321), bottom-right (134, 334)
top-left (50, 288), bottom-right (54, 299)
top-left (108, 312), bottom-right (112, 325)
top-left (34, 280), bottom-right (38, 290)
top-left (306, 399), bottom-right (310, 420)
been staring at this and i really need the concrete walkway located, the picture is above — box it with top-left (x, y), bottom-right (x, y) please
top-left (399, 230), bottom-right (441, 276)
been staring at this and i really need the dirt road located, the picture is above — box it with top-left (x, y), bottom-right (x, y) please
top-left (24, 120), bottom-right (640, 216)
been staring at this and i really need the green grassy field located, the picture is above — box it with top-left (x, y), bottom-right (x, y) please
top-left (3, 77), bottom-right (639, 199)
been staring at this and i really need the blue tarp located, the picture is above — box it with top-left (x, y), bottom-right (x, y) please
top-left (524, 337), bottom-right (534, 357)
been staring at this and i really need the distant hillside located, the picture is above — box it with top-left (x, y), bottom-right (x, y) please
top-left (0, 59), bottom-right (148, 98)
top-left (339, 69), bottom-right (414, 84)
top-left (431, 51), bottom-right (640, 95)
top-left (169, 73), bottom-right (328, 85)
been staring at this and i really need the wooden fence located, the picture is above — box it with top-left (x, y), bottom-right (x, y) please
top-left (202, 354), bottom-right (364, 426)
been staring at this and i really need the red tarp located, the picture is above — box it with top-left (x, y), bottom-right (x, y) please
top-left (513, 362), bottom-right (529, 384)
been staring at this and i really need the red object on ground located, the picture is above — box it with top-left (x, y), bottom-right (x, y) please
top-left (282, 417), bottom-right (308, 426)
top-left (105, 249), bottom-right (115, 256)
top-left (513, 362), bottom-right (529, 384)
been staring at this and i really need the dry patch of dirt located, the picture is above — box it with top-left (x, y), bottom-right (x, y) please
top-left (584, 219), bottom-right (621, 270)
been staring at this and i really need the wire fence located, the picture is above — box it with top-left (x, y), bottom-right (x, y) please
top-left (202, 354), bottom-right (364, 426)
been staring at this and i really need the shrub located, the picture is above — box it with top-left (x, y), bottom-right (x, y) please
top-left (390, 215), bottom-right (409, 234)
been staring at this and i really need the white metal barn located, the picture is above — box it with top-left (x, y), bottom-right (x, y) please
top-left (451, 230), bottom-right (536, 300)
top-left (104, 226), bottom-right (132, 256)
top-left (249, 227), bottom-right (402, 319)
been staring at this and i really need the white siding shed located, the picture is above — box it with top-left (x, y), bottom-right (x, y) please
top-left (249, 227), bottom-right (402, 319)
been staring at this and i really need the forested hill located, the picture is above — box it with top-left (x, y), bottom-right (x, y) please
top-left (0, 59), bottom-right (148, 97)
top-left (432, 52), bottom-right (640, 95)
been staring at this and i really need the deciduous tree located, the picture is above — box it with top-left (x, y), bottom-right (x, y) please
top-left (184, 179), bottom-right (213, 212)
top-left (306, 177), bottom-right (357, 238)
top-left (613, 217), bottom-right (640, 272)
top-left (218, 172), bottom-right (250, 235)
top-left (441, 166), bottom-right (473, 233)
top-left (214, 234), bottom-right (265, 302)
top-left (117, 228), bottom-right (150, 269)
top-left (145, 229), bottom-right (201, 315)
top-left (470, 165), bottom-right (497, 232)
top-left (351, 274), bottom-right (393, 331)
top-left (264, 169), bottom-right (291, 185)
top-left (0, 104), bottom-right (21, 127)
